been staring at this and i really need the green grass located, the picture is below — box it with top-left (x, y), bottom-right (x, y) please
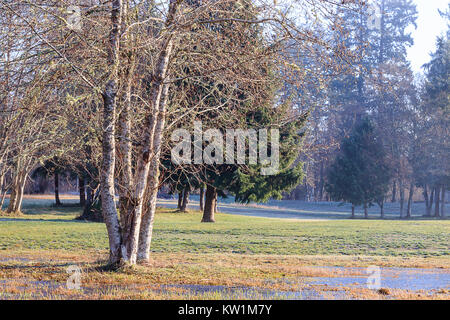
top-left (0, 199), bottom-right (449, 300)
top-left (0, 200), bottom-right (449, 258)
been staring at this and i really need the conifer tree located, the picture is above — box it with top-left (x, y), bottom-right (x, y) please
top-left (326, 118), bottom-right (391, 218)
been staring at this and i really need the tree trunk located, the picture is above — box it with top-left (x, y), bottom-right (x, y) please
top-left (406, 182), bottom-right (414, 218)
top-left (101, 79), bottom-right (122, 265)
top-left (391, 180), bottom-right (397, 203)
top-left (100, 0), bottom-right (123, 266)
top-left (364, 202), bottom-right (368, 219)
top-left (15, 174), bottom-right (26, 212)
top-left (0, 174), bottom-right (6, 210)
top-left (202, 184), bottom-right (217, 223)
top-left (441, 185), bottom-right (446, 218)
top-left (7, 182), bottom-right (17, 213)
top-left (76, 179), bottom-right (103, 222)
top-left (423, 185), bottom-right (430, 216)
top-left (177, 191), bottom-right (183, 210)
top-left (0, 189), bottom-right (6, 210)
top-left (379, 201), bottom-right (384, 219)
top-left (117, 5), bottom-right (135, 241)
top-left (81, 181), bottom-right (93, 218)
top-left (318, 161), bottom-right (324, 201)
top-left (434, 185), bottom-right (440, 217)
top-left (428, 187), bottom-right (435, 217)
top-left (136, 0), bottom-right (180, 264)
top-left (0, 173), bottom-right (4, 205)
top-left (7, 170), bottom-right (26, 214)
top-left (137, 82), bottom-right (171, 264)
top-left (180, 186), bottom-right (190, 212)
top-left (351, 204), bottom-right (355, 219)
top-left (199, 186), bottom-right (204, 211)
top-left (399, 180), bottom-right (405, 218)
top-left (54, 172), bottom-right (61, 206)
top-left (79, 176), bottom-right (86, 207)
top-left (214, 192), bottom-right (218, 214)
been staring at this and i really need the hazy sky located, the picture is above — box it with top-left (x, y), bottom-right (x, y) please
top-left (407, 0), bottom-right (448, 74)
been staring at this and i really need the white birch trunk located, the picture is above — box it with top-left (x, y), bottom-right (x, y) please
top-left (101, 0), bottom-right (123, 266)
top-left (135, 0), bottom-right (179, 263)
top-left (137, 82), bottom-right (170, 263)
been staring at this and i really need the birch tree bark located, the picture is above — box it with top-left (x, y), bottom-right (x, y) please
top-left (137, 82), bottom-right (171, 263)
top-left (101, 0), bottom-right (123, 266)
top-left (135, 0), bottom-right (179, 264)
top-left (0, 172), bottom-right (4, 210)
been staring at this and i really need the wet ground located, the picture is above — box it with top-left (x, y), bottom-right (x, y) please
top-left (304, 266), bottom-right (449, 291)
top-left (1, 262), bottom-right (448, 299)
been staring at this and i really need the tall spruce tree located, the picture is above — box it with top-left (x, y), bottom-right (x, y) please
top-left (326, 118), bottom-right (391, 218)
top-left (327, 0), bottom-right (417, 212)
top-left (420, 31), bottom-right (450, 218)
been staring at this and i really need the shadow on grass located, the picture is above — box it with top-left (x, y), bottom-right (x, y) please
top-left (0, 217), bottom-right (92, 223)
top-left (0, 262), bottom-right (77, 271)
top-left (0, 258), bottom-right (134, 277)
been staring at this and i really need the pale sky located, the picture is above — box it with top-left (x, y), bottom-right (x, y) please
top-left (407, 0), bottom-right (449, 74)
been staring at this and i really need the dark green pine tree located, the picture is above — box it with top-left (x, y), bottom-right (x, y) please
top-left (220, 104), bottom-right (307, 204)
top-left (326, 118), bottom-right (391, 219)
top-left (199, 92), bottom-right (307, 222)
top-left (423, 37), bottom-right (450, 114)
top-left (376, 0), bottom-right (417, 64)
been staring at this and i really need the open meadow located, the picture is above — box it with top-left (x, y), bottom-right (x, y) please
top-left (0, 197), bottom-right (448, 300)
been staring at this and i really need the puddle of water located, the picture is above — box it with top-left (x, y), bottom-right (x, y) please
top-left (0, 278), bottom-right (348, 300)
top-left (0, 257), bottom-right (32, 262)
top-left (303, 266), bottom-right (450, 291)
top-left (159, 284), bottom-right (348, 300)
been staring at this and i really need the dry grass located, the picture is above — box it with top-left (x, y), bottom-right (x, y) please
top-left (0, 210), bottom-right (23, 217)
top-left (1, 250), bottom-right (449, 300)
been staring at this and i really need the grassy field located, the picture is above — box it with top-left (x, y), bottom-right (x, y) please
top-left (0, 198), bottom-right (449, 299)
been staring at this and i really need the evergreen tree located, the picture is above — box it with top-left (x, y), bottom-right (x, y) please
top-left (418, 30), bottom-right (450, 218)
top-left (219, 105), bottom-right (307, 204)
top-left (326, 118), bottom-right (391, 218)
